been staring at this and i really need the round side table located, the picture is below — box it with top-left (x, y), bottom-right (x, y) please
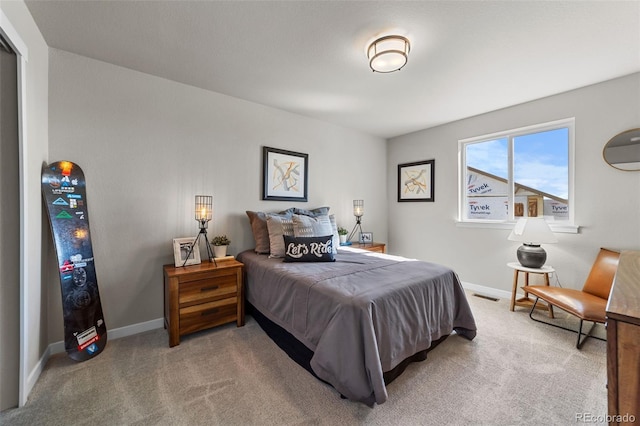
top-left (507, 262), bottom-right (555, 318)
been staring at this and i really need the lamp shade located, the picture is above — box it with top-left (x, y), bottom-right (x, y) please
top-left (367, 35), bottom-right (410, 73)
top-left (194, 195), bottom-right (213, 222)
top-left (508, 218), bottom-right (558, 244)
top-left (353, 200), bottom-right (364, 217)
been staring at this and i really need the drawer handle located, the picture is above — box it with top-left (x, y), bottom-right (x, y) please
top-left (201, 308), bottom-right (219, 316)
top-left (200, 285), bottom-right (219, 292)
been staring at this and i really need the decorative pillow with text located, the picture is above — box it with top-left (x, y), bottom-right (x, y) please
top-left (283, 235), bottom-right (335, 262)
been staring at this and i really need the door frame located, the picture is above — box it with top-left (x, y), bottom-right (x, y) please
top-left (0, 9), bottom-right (30, 407)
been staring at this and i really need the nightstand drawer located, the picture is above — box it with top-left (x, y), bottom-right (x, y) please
top-left (179, 274), bottom-right (238, 307)
top-left (179, 297), bottom-right (237, 335)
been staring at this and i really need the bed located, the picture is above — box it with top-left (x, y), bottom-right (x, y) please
top-left (237, 245), bottom-right (477, 406)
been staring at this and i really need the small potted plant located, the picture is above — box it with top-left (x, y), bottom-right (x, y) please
top-left (338, 227), bottom-right (349, 245)
top-left (211, 235), bottom-right (231, 258)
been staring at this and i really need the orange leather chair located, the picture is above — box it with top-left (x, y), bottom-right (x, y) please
top-left (523, 248), bottom-right (620, 349)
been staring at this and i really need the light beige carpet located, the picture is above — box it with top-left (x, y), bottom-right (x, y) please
top-left (1, 292), bottom-right (608, 425)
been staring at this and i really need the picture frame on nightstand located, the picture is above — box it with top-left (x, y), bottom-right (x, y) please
top-left (359, 232), bottom-right (373, 244)
top-left (172, 237), bottom-right (201, 267)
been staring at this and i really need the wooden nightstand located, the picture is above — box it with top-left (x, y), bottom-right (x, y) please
top-left (347, 242), bottom-right (386, 253)
top-left (163, 259), bottom-right (244, 347)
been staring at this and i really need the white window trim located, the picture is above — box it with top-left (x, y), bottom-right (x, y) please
top-left (457, 118), bottom-right (579, 234)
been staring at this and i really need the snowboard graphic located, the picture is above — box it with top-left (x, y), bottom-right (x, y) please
top-left (41, 161), bottom-right (107, 361)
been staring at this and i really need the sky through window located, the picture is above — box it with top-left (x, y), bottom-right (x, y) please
top-left (466, 128), bottom-right (568, 199)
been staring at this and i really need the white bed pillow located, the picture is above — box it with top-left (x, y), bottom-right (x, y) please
top-left (328, 214), bottom-right (340, 251)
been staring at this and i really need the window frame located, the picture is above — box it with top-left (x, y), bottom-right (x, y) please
top-left (457, 118), bottom-right (578, 233)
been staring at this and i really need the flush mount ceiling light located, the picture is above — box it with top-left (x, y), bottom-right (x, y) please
top-left (367, 35), bottom-right (410, 73)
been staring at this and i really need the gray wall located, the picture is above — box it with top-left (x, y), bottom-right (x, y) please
top-left (388, 73), bottom-right (640, 293)
top-left (48, 48), bottom-right (387, 341)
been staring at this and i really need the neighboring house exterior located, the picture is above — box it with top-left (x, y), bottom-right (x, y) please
top-left (466, 166), bottom-right (569, 221)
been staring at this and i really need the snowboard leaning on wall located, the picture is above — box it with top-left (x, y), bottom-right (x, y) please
top-left (41, 161), bottom-right (107, 361)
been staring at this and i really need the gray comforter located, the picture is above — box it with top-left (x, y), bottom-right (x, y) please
top-left (237, 248), bottom-right (477, 406)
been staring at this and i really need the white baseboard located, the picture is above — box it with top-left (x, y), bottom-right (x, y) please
top-left (23, 345), bottom-right (52, 406)
top-left (48, 317), bottom-right (165, 355)
top-left (103, 317), bottom-right (165, 344)
top-left (461, 281), bottom-right (512, 301)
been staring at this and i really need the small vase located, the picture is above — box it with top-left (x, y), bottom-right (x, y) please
top-left (339, 235), bottom-right (347, 245)
top-left (213, 245), bottom-right (228, 258)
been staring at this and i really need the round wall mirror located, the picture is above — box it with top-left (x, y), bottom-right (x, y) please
top-left (603, 128), bottom-right (640, 171)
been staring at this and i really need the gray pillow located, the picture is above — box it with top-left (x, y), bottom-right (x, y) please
top-left (246, 209), bottom-right (294, 254)
top-left (293, 206), bottom-right (330, 217)
top-left (292, 214), bottom-right (337, 254)
top-left (246, 211), bottom-right (270, 254)
top-left (266, 214), bottom-right (295, 258)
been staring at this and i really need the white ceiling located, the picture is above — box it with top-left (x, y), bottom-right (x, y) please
top-left (25, 0), bottom-right (640, 139)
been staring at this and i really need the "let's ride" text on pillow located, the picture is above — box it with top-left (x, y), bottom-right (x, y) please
top-left (283, 235), bottom-right (335, 262)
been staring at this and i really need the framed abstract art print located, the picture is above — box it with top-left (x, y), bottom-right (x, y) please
top-left (262, 146), bottom-right (308, 202)
top-left (398, 159), bottom-right (435, 202)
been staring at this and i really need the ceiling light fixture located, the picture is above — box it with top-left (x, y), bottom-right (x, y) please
top-left (367, 35), bottom-right (410, 73)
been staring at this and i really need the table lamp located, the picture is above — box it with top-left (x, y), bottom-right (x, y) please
top-left (183, 195), bottom-right (216, 266)
top-left (508, 217), bottom-right (558, 268)
top-left (347, 200), bottom-right (364, 243)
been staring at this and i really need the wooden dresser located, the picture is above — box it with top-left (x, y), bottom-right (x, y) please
top-left (606, 250), bottom-right (640, 424)
top-left (163, 259), bottom-right (244, 347)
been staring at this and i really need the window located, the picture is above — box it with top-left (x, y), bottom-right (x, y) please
top-left (458, 118), bottom-right (575, 230)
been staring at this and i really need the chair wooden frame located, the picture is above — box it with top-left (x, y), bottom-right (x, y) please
top-left (523, 248), bottom-right (620, 349)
